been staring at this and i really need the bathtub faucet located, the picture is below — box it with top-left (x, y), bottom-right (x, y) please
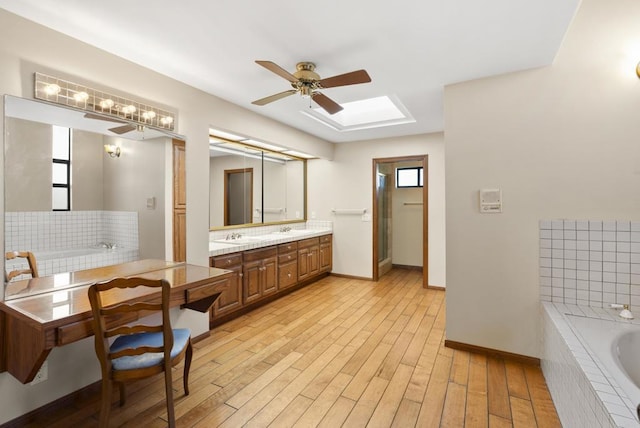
top-left (97, 242), bottom-right (117, 249)
top-left (610, 303), bottom-right (634, 319)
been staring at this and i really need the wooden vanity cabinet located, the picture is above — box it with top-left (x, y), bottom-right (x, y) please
top-left (209, 234), bottom-right (332, 327)
top-left (278, 242), bottom-right (298, 290)
top-left (210, 253), bottom-right (243, 317)
top-left (319, 235), bottom-right (333, 273)
top-left (243, 246), bottom-right (278, 304)
top-left (298, 237), bottom-right (320, 281)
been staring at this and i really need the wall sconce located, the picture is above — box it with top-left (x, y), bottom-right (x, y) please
top-left (34, 72), bottom-right (177, 133)
top-left (104, 144), bottom-right (121, 158)
top-left (636, 62), bottom-right (640, 78)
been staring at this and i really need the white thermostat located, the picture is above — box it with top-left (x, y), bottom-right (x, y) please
top-left (479, 189), bottom-right (502, 213)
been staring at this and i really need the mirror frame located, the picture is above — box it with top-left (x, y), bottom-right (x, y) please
top-left (209, 136), bottom-right (307, 231)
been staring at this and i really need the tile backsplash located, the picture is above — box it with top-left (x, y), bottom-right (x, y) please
top-left (539, 220), bottom-right (640, 308)
top-left (5, 211), bottom-right (139, 252)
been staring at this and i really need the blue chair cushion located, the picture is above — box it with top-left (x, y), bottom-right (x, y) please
top-left (110, 328), bottom-right (190, 371)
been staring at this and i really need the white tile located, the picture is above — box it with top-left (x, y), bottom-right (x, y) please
top-left (602, 231), bottom-right (616, 241)
top-left (564, 220), bottom-right (576, 230)
top-left (590, 231), bottom-right (603, 241)
top-left (577, 220), bottom-right (590, 230)
top-left (603, 220), bottom-right (617, 231)
top-left (575, 250), bottom-right (589, 261)
top-left (590, 221), bottom-right (603, 231)
top-left (617, 221), bottom-right (631, 232)
top-left (618, 231), bottom-right (631, 242)
top-left (552, 220), bottom-right (564, 230)
top-left (540, 229), bottom-right (552, 239)
top-left (540, 258), bottom-right (552, 268)
top-left (540, 239), bottom-right (552, 249)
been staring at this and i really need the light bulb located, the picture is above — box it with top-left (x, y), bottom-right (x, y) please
top-left (44, 83), bottom-right (61, 95)
top-left (142, 111), bottom-right (156, 120)
top-left (99, 99), bottom-right (114, 109)
top-left (73, 91), bottom-right (89, 102)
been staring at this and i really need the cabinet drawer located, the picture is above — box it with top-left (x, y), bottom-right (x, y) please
top-left (278, 242), bottom-right (298, 253)
top-left (212, 253), bottom-right (242, 268)
top-left (185, 277), bottom-right (230, 303)
top-left (56, 312), bottom-right (138, 346)
top-left (243, 246), bottom-right (277, 262)
top-left (298, 237), bottom-right (320, 249)
top-left (320, 234), bottom-right (332, 244)
top-left (278, 252), bottom-right (297, 264)
top-left (279, 261), bottom-right (298, 289)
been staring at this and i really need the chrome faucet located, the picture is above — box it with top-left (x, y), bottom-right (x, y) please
top-left (226, 232), bottom-right (242, 240)
top-left (280, 226), bottom-right (292, 232)
top-left (97, 242), bottom-right (117, 249)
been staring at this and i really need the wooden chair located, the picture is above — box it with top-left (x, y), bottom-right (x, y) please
top-left (5, 251), bottom-right (39, 282)
top-left (88, 277), bottom-right (193, 428)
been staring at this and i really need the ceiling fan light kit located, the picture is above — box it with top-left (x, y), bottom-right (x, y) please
top-left (252, 60), bottom-right (371, 115)
top-left (34, 72), bottom-right (176, 135)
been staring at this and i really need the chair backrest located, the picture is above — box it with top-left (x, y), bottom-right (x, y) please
top-left (5, 251), bottom-right (39, 282)
top-left (87, 277), bottom-right (173, 373)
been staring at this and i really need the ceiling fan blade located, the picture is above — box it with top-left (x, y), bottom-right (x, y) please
top-left (252, 90), bottom-right (297, 106)
top-left (318, 69), bottom-right (371, 89)
top-left (312, 92), bottom-right (343, 115)
top-left (109, 124), bottom-right (136, 134)
top-left (255, 60), bottom-right (298, 83)
top-left (84, 113), bottom-right (126, 124)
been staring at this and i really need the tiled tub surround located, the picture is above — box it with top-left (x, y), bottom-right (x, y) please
top-left (539, 220), bottom-right (640, 308)
top-left (540, 220), bottom-right (640, 427)
top-left (543, 302), bottom-right (640, 427)
top-left (5, 211), bottom-right (139, 277)
top-left (209, 220), bottom-right (332, 256)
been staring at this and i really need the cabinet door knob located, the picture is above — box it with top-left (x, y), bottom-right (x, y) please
top-left (288, 255), bottom-right (291, 260)
top-left (287, 273), bottom-right (291, 278)
top-left (227, 260), bottom-right (231, 264)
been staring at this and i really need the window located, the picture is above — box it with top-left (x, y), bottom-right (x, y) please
top-left (52, 126), bottom-right (71, 210)
top-left (396, 166), bottom-right (423, 188)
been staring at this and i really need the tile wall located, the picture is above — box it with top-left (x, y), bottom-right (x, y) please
top-left (542, 303), bottom-right (619, 427)
top-left (5, 211), bottom-right (139, 252)
top-left (539, 220), bottom-right (640, 308)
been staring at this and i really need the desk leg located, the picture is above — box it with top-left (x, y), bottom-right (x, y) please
top-left (5, 315), bottom-right (52, 384)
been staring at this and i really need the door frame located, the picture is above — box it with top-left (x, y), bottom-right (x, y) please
top-left (372, 155), bottom-right (428, 288)
top-left (224, 168), bottom-right (253, 226)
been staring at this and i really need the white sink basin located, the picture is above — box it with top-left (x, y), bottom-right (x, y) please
top-left (212, 236), bottom-right (266, 245)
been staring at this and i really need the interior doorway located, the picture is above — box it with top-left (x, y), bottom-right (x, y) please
top-left (224, 168), bottom-right (253, 226)
top-left (372, 155), bottom-right (428, 288)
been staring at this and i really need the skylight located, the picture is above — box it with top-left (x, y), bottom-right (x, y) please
top-left (301, 95), bottom-right (415, 132)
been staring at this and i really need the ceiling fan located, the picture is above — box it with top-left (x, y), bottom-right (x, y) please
top-left (84, 113), bottom-right (143, 134)
top-left (252, 61), bottom-right (371, 115)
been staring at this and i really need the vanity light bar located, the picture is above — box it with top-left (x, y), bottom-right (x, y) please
top-left (34, 72), bottom-right (176, 132)
top-left (209, 133), bottom-right (313, 161)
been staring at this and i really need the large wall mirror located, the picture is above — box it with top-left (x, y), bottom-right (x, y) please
top-left (209, 135), bottom-right (307, 229)
top-left (3, 95), bottom-right (178, 300)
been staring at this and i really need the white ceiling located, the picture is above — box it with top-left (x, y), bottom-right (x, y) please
top-left (0, 0), bottom-right (580, 143)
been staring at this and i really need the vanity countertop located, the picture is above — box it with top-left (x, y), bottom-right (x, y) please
top-left (209, 228), bottom-right (332, 257)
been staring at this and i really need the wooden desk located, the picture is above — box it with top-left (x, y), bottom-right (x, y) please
top-left (0, 260), bottom-right (232, 384)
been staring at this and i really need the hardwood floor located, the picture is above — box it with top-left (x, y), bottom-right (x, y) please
top-left (18, 269), bottom-right (561, 427)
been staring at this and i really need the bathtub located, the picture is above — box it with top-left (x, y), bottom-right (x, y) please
top-left (6, 247), bottom-right (139, 280)
top-left (568, 315), bottom-right (640, 417)
top-left (543, 302), bottom-right (640, 427)
top-left (34, 247), bottom-right (110, 261)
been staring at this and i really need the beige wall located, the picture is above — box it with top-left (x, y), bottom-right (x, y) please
top-left (307, 133), bottom-right (446, 285)
top-left (4, 117), bottom-right (51, 210)
top-left (0, 8), bottom-right (332, 423)
top-left (71, 129), bottom-right (104, 210)
top-left (444, 0), bottom-right (640, 357)
top-left (102, 135), bottom-right (168, 259)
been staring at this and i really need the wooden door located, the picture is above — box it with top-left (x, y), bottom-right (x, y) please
top-left (172, 139), bottom-right (186, 262)
top-left (213, 264), bottom-right (242, 316)
top-left (298, 247), bottom-right (310, 281)
top-left (243, 260), bottom-right (262, 304)
top-left (319, 241), bottom-right (332, 273)
top-left (308, 245), bottom-right (320, 277)
top-left (262, 256), bottom-right (278, 295)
